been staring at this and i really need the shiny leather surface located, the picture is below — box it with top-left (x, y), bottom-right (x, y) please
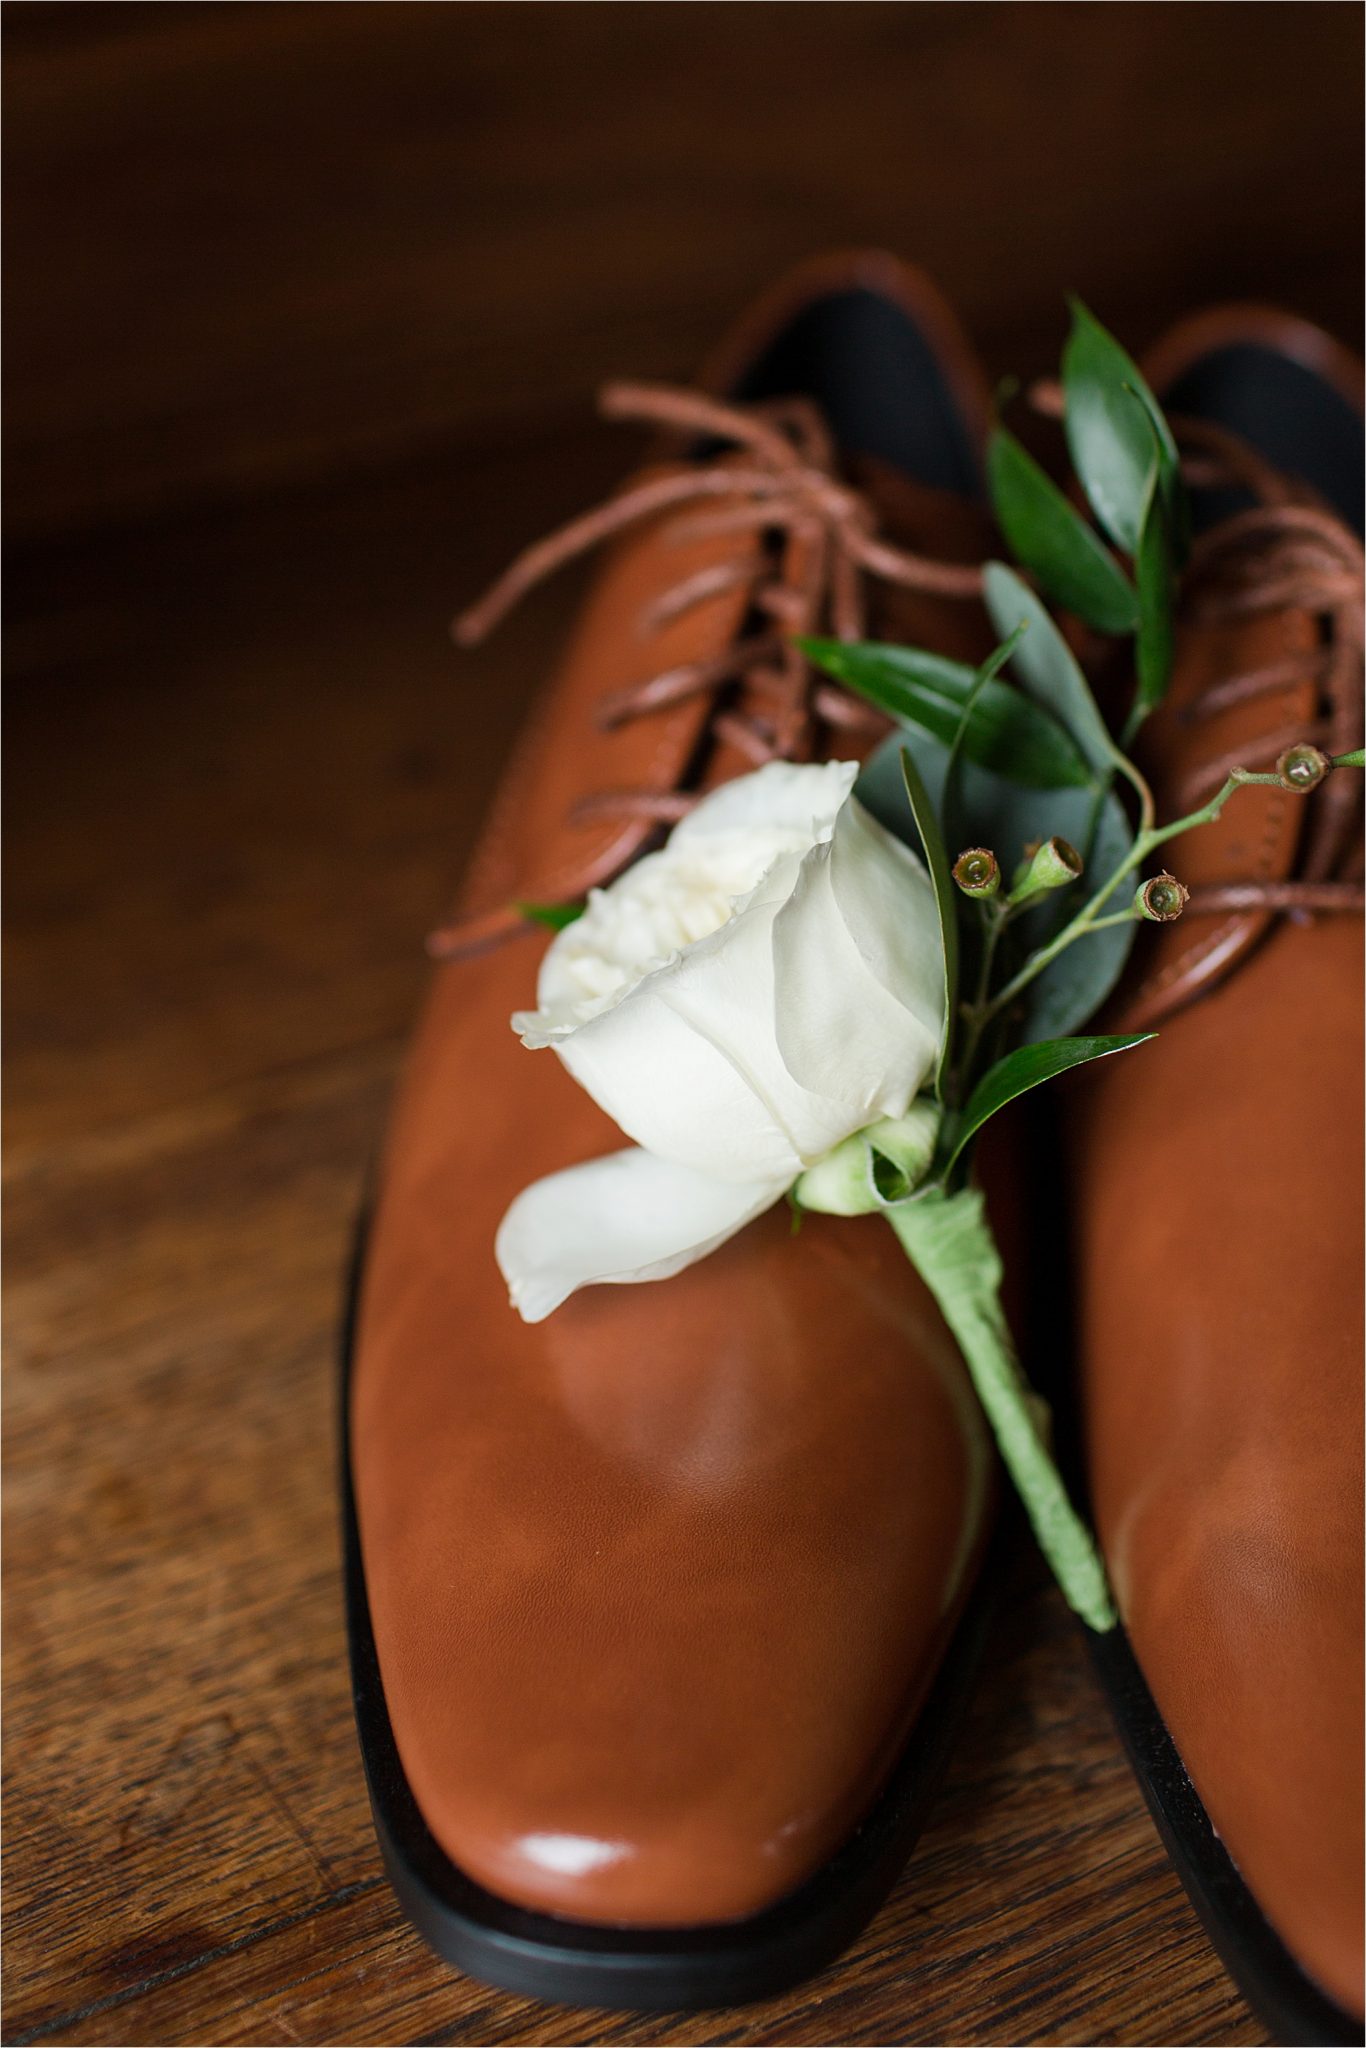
top-left (444, 469), bottom-right (761, 958)
top-left (352, 259), bottom-right (1001, 1928)
top-left (1074, 319), bottom-right (1365, 2015)
top-left (1111, 604), bottom-right (1316, 1032)
top-left (356, 934), bottom-right (993, 1925)
top-left (1075, 914), bottom-right (1364, 2014)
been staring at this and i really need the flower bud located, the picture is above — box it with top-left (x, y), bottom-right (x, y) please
top-left (952, 848), bottom-right (1001, 898)
top-left (1276, 744), bottom-right (1331, 792)
top-left (792, 1132), bottom-right (880, 1216)
top-left (794, 1101), bottom-right (942, 1215)
top-left (865, 1100), bottom-right (942, 1203)
top-left (1135, 871), bottom-right (1189, 922)
top-left (1009, 836), bottom-right (1083, 905)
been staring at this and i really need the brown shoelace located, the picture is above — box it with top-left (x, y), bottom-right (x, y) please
top-left (452, 382), bottom-right (982, 828)
top-left (1030, 380), bottom-right (1365, 918)
top-left (452, 378), bottom-right (1361, 934)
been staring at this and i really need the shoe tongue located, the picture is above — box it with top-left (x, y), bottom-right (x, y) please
top-left (689, 458), bottom-right (995, 797)
top-left (847, 454), bottom-right (995, 660)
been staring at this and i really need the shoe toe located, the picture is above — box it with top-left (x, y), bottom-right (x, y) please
top-left (354, 953), bottom-right (993, 1926)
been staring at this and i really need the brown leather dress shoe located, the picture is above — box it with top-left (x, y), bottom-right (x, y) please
top-left (344, 254), bottom-right (1005, 2006)
top-left (1068, 309), bottom-right (1364, 2042)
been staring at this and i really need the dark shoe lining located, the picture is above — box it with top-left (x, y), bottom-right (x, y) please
top-left (730, 286), bottom-right (981, 495)
top-left (1165, 341), bottom-right (1364, 537)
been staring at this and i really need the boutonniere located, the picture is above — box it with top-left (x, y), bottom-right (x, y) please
top-left (497, 303), bottom-right (1363, 1633)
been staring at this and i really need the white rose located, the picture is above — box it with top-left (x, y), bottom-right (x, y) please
top-left (497, 759), bottom-right (945, 1321)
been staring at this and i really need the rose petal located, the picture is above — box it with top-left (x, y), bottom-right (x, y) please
top-left (651, 855), bottom-right (860, 1166)
top-left (671, 757), bottom-right (857, 843)
top-left (555, 973), bottom-right (807, 1182)
top-left (771, 797), bottom-right (943, 1115)
top-left (496, 1149), bottom-right (785, 1323)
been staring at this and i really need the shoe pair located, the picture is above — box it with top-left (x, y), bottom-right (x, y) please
top-left (344, 254), bottom-right (1363, 2035)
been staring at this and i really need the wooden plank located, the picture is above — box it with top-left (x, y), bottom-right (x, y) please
top-left (8, 1551), bottom-right (1264, 2045)
top-left (3, 426), bottom-right (618, 1152)
top-left (7, 3), bottom-right (1349, 2033)
top-left (4, 1), bottom-right (1360, 539)
top-left (4, 445), bottom-right (1267, 2044)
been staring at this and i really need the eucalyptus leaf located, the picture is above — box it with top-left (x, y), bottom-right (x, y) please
top-left (858, 729), bottom-right (1137, 1045)
top-left (981, 563), bottom-right (1116, 779)
top-left (803, 636), bottom-right (1089, 790)
top-left (1132, 463), bottom-right (1176, 730)
top-left (987, 426), bottom-right (1140, 636)
top-left (948, 636), bottom-right (1017, 771)
top-left (517, 900), bottom-right (584, 931)
top-left (1062, 298), bottom-right (1172, 557)
top-left (941, 627), bottom-right (1029, 852)
top-left (943, 1032), bottom-right (1154, 1178)
top-left (1018, 784), bottom-right (1136, 1040)
top-left (857, 733), bottom-right (952, 849)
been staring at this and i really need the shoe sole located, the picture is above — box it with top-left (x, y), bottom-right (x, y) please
top-left (1085, 1625), bottom-right (1363, 2046)
top-left (1041, 1069), bottom-right (1362, 2047)
top-left (1081, 325), bottom-right (1363, 2048)
top-left (340, 1217), bottom-right (998, 2011)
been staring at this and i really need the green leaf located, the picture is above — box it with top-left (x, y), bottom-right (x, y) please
top-left (946, 634), bottom-right (1019, 777)
top-left (802, 636), bottom-right (1090, 790)
top-left (1131, 462), bottom-right (1176, 732)
top-left (859, 724), bottom-right (1137, 1046)
top-left (1019, 786), bottom-right (1136, 1040)
top-left (1062, 298), bottom-right (1171, 556)
top-left (517, 900), bottom-right (584, 931)
top-left (981, 564), bottom-right (1117, 780)
top-left (802, 637), bottom-right (978, 698)
top-left (978, 569), bottom-right (1146, 1032)
top-left (897, 745), bottom-right (959, 1101)
top-left (940, 628), bottom-right (1028, 858)
top-left (944, 1032), bottom-right (1153, 1178)
top-left (1125, 371), bottom-right (1192, 567)
top-left (987, 426), bottom-right (1140, 635)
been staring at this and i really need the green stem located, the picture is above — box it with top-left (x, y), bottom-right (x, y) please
top-left (1111, 744), bottom-right (1156, 836)
top-left (953, 900), bottom-right (1007, 1099)
top-left (1082, 909), bottom-right (1141, 932)
top-left (984, 766), bottom-right (1283, 1024)
top-left (888, 1187), bottom-right (1117, 1631)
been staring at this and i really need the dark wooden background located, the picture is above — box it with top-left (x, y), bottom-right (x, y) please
top-left (5, 6), bottom-right (1361, 2044)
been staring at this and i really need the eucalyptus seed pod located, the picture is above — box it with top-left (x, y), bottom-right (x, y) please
top-left (1136, 871), bottom-right (1190, 922)
top-left (952, 847), bottom-right (1001, 898)
top-left (1010, 836), bottom-right (1083, 905)
top-left (1276, 743), bottom-right (1331, 792)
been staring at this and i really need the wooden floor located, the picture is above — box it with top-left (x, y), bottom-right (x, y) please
top-left (5, 6), bottom-right (1361, 2043)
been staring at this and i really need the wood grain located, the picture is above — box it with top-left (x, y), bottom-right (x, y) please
top-left (0, 462), bottom-right (1271, 2048)
top-left (4, 2), bottom-right (1361, 541)
top-left (5, 4), bottom-right (1357, 2041)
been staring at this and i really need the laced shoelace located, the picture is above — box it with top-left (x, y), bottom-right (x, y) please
top-left (451, 383), bottom-right (983, 829)
top-left (450, 377), bottom-right (1362, 943)
top-left (1029, 381), bottom-right (1365, 919)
